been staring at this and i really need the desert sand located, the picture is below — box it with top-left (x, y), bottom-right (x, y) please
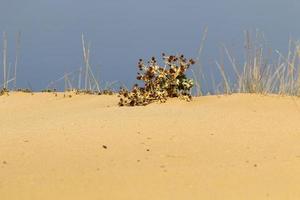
top-left (1, 92), bottom-right (300, 199)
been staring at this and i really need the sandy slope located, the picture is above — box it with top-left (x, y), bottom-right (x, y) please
top-left (1, 92), bottom-right (300, 200)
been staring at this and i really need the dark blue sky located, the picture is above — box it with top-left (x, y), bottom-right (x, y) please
top-left (1, 0), bottom-right (300, 90)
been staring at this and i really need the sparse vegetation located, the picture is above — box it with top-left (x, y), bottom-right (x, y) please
top-left (16, 88), bottom-right (32, 93)
top-left (3, 30), bottom-right (300, 105)
top-left (41, 89), bottom-right (57, 93)
top-left (118, 54), bottom-right (195, 106)
top-left (74, 89), bottom-right (113, 95)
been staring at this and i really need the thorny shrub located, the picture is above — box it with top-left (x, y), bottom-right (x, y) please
top-left (119, 53), bottom-right (195, 106)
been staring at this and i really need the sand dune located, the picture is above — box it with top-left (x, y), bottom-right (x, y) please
top-left (1, 92), bottom-right (300, 200)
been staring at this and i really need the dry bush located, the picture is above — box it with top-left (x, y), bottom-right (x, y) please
top-left (0, 88), bottom-right (9, 96)
top-left (119, 54), bottom-right (195, 106)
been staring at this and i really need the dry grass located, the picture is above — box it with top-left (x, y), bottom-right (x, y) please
top-left (1, 32), bottom-right (20, 90)
top-left (193, 30), bottom-right (300, 97)
top-left (45, 34), bottom-right (105, 94)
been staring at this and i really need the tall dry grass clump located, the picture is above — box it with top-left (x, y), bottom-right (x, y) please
top-left (193, 30), bottom-right (300, 97)
top-left (1, 31), bottom-right (21, 95)
top-left (232, 33), bottom-right (300, 95)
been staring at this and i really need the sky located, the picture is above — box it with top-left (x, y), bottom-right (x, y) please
top-left (1, 0), bottom-right (300, 91)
